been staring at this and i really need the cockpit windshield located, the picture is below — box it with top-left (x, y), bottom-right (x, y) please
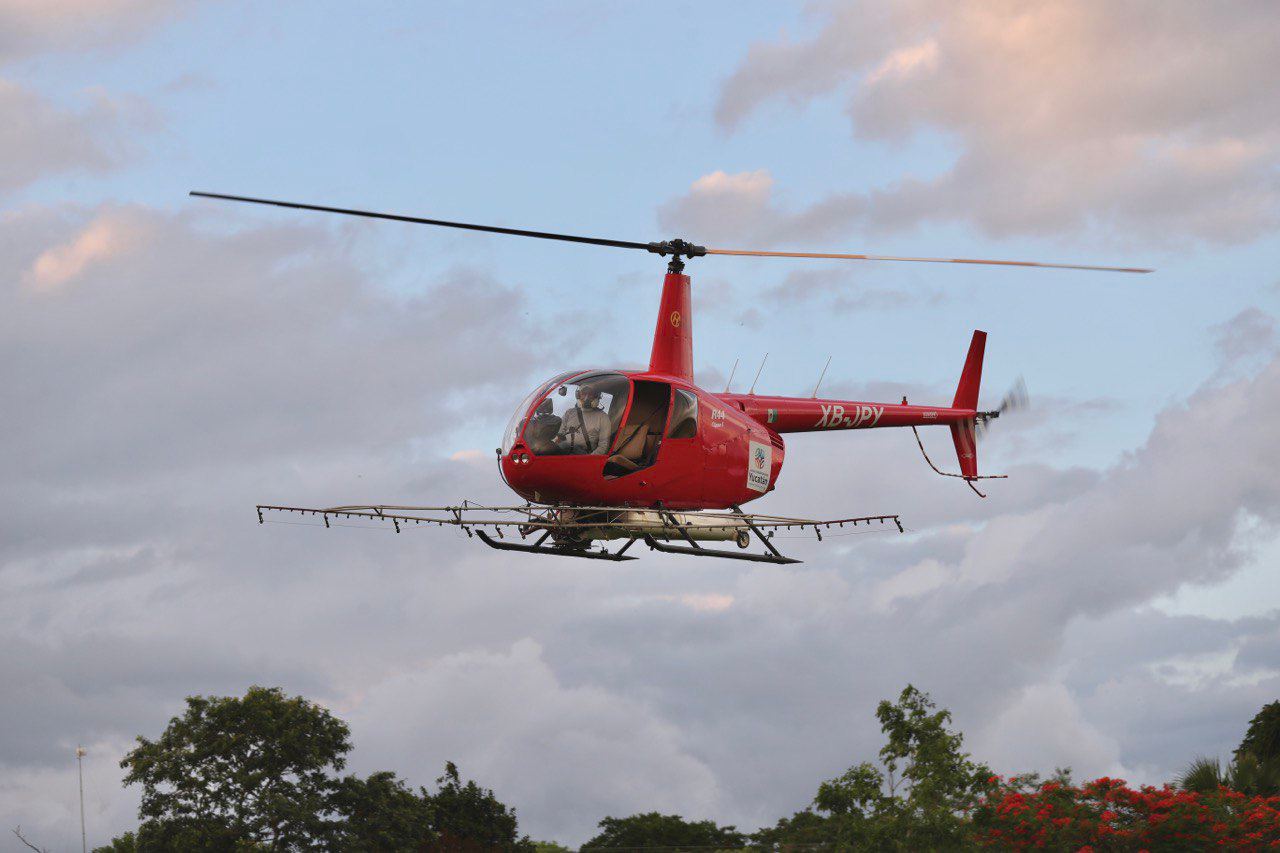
top-left (502, 371), bottom-right (576, 454)
top-left (509, 371), bottom-right (631, 456)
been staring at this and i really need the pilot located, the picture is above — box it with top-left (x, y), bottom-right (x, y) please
top-left (525, 398), bottom-right (562, 454)
top-left (555, 384), bottom-right (611, 454)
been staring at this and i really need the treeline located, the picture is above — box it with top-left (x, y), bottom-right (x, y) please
top-left (84, 685), bottom-right (1280, 851)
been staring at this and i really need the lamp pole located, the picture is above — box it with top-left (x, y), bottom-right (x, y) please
top-left (76, 746), bottom-right (87, 853)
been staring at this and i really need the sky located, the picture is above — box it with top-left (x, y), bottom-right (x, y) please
top-left (3, 0), bottom-right (1280, 847)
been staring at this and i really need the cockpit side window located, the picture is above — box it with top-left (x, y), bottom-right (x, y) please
top-left (666, 389), bottom-right (698, 438)
top-left (524, 372), bottom-right (630, 456)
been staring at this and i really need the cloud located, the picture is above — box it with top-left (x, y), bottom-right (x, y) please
top-left (1212, 307), bottom-right (1277, 373)
top-left (0, 0), bottom-right (184, 63)
top-left (7, 202), bottom-right (1280, 847)
top-left (659, 169), bottom-right (863, 247)
top-left (708, 1), bottom-right (1280, 244)
top-left (0, 1), bottom-right (176, 198)
top-left (346, 639), bottom-right (724, 844)
top-left (0, 81), bottom-right (147, 198)
top-left (23, 212), bottom-right (144, 289)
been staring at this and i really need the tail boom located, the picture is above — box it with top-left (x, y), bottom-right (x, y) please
top-left (720, 395), bottom-right (976, 434)
top-left (722, 329), bottom-right (991, 483)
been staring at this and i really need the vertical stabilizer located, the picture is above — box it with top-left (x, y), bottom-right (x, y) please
top-left (952, 330), bottom-right (986, 410)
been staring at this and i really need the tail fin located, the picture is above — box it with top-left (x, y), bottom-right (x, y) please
top-left (952, 330), bottom-right (986, 410)
top-left (950, 331), bottom-right (985, 478)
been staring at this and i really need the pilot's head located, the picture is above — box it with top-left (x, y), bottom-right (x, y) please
top-left (575, 385), bottom-right (601, 408)
top-left (535, 398), bottom-right (554, 417)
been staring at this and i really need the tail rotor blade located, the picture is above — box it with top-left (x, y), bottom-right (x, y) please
top-left (976, 377), bottom-right (1029, 440)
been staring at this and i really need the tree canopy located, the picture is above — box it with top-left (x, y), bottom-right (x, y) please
top-left (92, 683), bottom-right (1280, 851)
top-left (116, 685), bottom-right (531, 851)
top-left (121, 686), bottom-right (350, 850)
top-left (580, 812), bottom-right (745, 850)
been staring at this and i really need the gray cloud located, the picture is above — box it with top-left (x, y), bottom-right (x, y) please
top-left (0, 81), bottom-right (150, 197)
top-left (700, 1), bottom-right (1280, 245)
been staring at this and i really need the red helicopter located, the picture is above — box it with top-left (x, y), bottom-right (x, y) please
top-left (193, 192), bottom-right (1148, 563)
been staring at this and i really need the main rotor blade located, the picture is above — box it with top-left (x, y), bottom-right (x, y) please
top-left (705, 248), bottom-right (1151, 274)
top-left (189, 192), bottom-right (654, 252)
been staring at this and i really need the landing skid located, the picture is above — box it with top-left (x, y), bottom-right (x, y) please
top-left (642, 535), bottom-right (800, 564)
top-left (475, 530), bottom-right (639, 561)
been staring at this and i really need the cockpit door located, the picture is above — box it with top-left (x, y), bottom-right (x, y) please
top-left (603, 380), bottom-right (670, 478)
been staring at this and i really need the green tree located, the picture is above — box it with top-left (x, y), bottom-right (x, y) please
top-left (530, 842), bottom-right (573, 853)
top-left (581, 812), bottom-right (746, 850)
top-left (329, 770), bottom-right (435, 850)
top-left (752, 685), bottom-right (994, 850)
top-left (90, 832), bottom-right (137, 853)
top-left (121, 685), bottom-right (351, 851)
top-left (428, 761), bottom-right (533, 852)
top-left (1237, 700), bottom-right (1280, 763)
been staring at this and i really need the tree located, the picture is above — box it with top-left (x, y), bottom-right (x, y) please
top-left (972, 775), bottom-right (1280, 849)
top-left (427, 762), bottom-right (533, 852)
top-left (90, 832), bottom-right (137, 853)
top-left (752, 685), bottom-right (994, 850)
top-left (329, 770), bottom-right (435, 850)
top-left (121, 685), bottom-right (351, 850)
top-left (581, 812), bottom-right (746, 850)
top-left (1237, 700), bottom-right (1280, 763)
top-left (530, 843), bottom-right (572, 853)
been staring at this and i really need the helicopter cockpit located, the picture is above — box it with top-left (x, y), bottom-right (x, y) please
top-left (502, 371), bottom-right (630, 457)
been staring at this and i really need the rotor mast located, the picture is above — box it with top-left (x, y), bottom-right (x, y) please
top-left (644, 238), bottom-right (706, 382)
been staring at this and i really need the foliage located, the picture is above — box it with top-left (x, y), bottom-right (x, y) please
top-left (581, 812), bottom-right (746, 850)
top-left (428, 761), bottom-right (534, 852)
top-left (972, 775), bottom-right (1280, 849)
top-left (531, 842), bottom-right (573, 853)
top-left (1180, 753), bottom-right (1280, 798)
top-left (329, 770), bottom-right (434, 850)
top-left (90, 832), bottom-right (136, 853)
top-left (121, 685), bottom-right (351, 850)
top-left (1238, 700), bottom-right (1280, 764)
top-left (752, 685), bottom-right (994, 850)
top-left (750, 808), bottom-right (836, 849)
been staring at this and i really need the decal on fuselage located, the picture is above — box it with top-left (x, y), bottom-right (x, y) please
top-left (711, 408), bottom-right (726, 426)
top-left (747, 440), bottom-right (771, 493)
top-left (815, 404), bottom-right (884, 429)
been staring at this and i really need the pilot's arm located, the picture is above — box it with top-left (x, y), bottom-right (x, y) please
top-left (587, 408), bottom-right (611, 454)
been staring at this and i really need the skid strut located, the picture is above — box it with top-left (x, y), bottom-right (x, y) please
top-left (642, 503), bottom-right (802, 565)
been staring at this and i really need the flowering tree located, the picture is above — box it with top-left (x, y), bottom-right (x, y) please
top-left (972, 775), bottom-right (1280, 850)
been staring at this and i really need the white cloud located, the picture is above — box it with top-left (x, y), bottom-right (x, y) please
top-left (972, 682), bottom-right (1127, 780)
top-left (23, 212), bottom-right (144, 289)
top-left (0, 0), bottom-right (183, 63)
top-left (706, 1), bottom-right (1280, 244)
top-left (346, 639), bottom-right (723, 845)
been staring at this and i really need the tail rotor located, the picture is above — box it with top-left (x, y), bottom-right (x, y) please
top-left (975, 377), bottom-right (1029, 440)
